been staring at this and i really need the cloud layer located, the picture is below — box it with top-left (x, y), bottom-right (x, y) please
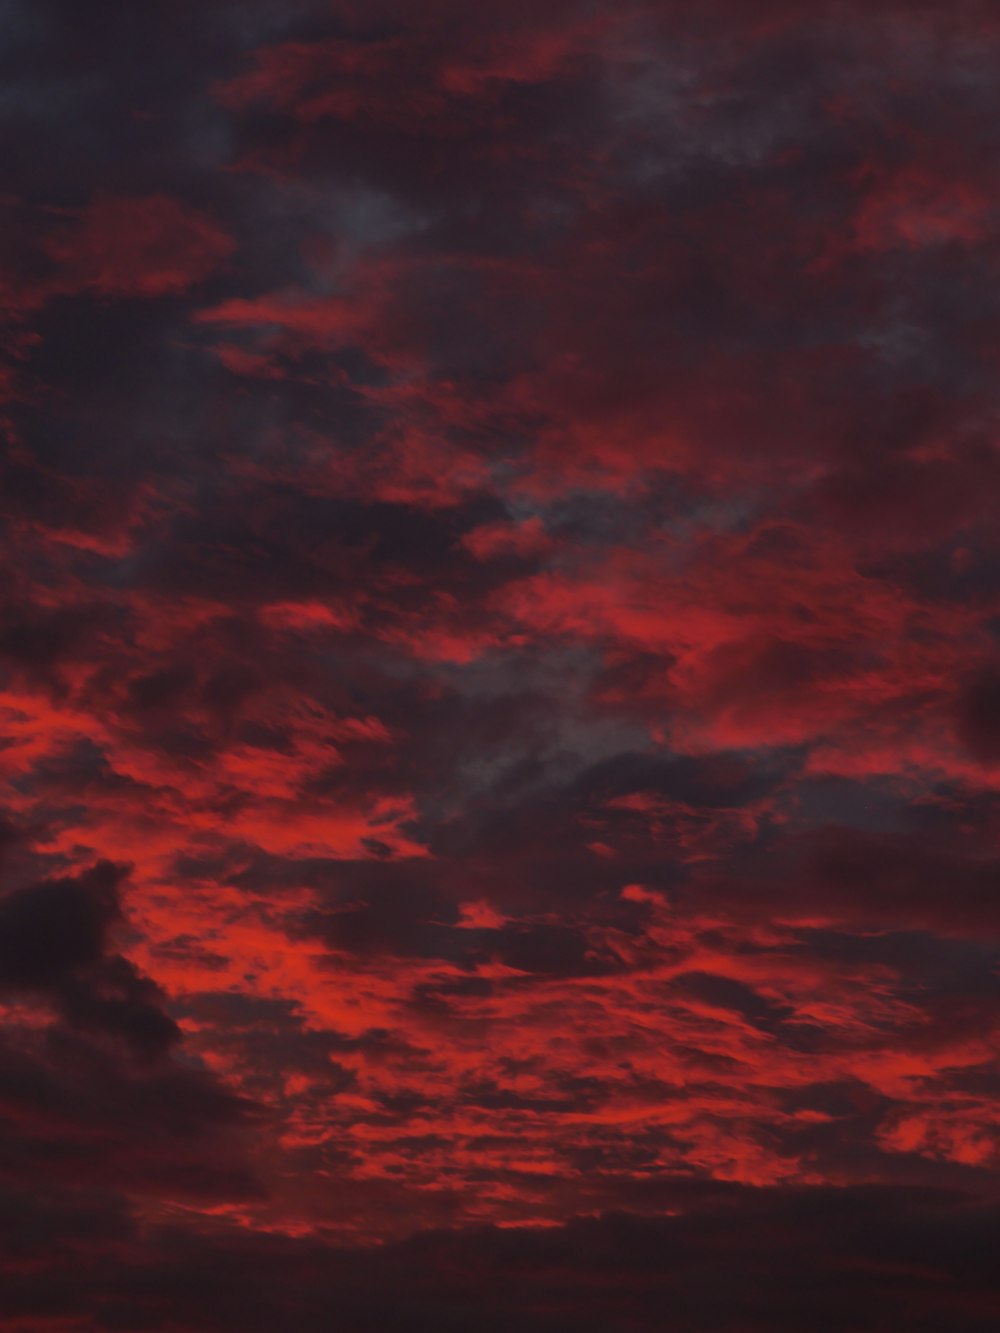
top-left (2, 0), bottom-right (999, 1327)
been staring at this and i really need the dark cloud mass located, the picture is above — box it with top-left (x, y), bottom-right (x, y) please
top-left (1, 0), bottom-right (999, 1327)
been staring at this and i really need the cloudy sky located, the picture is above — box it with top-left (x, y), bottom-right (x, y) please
top-left (2, 1), bottom-right (1000, 1329)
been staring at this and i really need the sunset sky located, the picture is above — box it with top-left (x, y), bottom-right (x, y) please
top-left (2, 1), bottom-right (1000, 1329)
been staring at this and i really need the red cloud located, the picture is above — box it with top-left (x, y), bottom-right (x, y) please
top-left (42, 193), bottom-right (234, 298)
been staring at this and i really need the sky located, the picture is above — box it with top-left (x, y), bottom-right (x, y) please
top-left (1, 0), bottom-right (1000, 1329)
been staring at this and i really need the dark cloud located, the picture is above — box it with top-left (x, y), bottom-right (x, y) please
top-left (0, 861), bottom-right (125, 988)
top-left (954, 662), bottom-right (1000, 764)
top-left (0, 863), bottom-right (179, 1058)
top-left (0, 1184), bottom-right (997, 1332)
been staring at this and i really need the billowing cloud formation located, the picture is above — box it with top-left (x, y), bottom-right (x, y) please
top-left (1, 0), bottom-right (1000, 1327)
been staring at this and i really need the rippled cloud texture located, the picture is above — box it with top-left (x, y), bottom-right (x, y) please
top-left (2, 1), bottom-right (1000, 1328)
